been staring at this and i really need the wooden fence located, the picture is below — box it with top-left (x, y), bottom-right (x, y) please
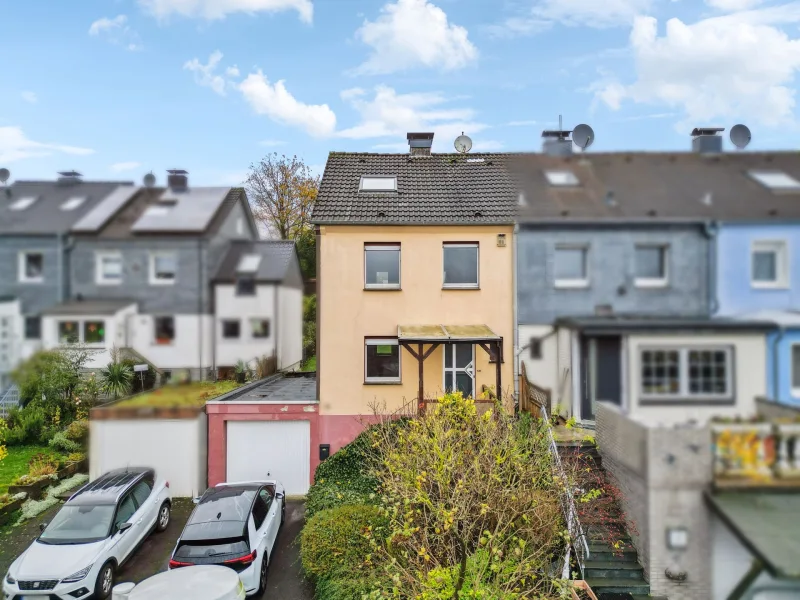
top-left (519, 362), bottom-right (548, 419)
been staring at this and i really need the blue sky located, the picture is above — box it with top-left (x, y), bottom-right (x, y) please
top-left (2, 0), bottom-right (800, 185)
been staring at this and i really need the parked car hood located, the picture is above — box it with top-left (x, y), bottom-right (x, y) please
top-left (12, 539), bottom-right (105, 580)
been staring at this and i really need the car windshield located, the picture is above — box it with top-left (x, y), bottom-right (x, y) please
top-left (38, 504), bottom-right (115, 544)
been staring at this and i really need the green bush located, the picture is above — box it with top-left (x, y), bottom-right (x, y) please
top-left (49, 431), bottom-right (81, 454)
top-left (3, 406), bottom-right (46, 446)
top-left (300, 504), bottom-right (387, 583)
top-left (314, 575), bottom-right (385, 600)
top-left (64, 419), bottom-right (89, 445)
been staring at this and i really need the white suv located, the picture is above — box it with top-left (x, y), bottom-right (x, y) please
top-left (3, 467), bottom-right (171, 600)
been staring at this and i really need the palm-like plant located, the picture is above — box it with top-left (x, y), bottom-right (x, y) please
top-left (101, 362), bottom-right (134, 400)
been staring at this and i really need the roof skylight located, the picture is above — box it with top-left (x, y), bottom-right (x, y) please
top-left (544, 170), bottom-right (580, 187)
top-left (237, 253), bottom-right (262, 273)
top-left (748, 170), bottom-right (800, 192)
top-left (143, 206), bottom-right (171, 217)
top-left (60, 196), bottom-right (86, 211)
top-left (9, 196), bottom-right (38, 211)
top-left (360, 176), bottom-right (397, 192)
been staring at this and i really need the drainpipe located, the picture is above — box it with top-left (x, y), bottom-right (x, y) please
top-left (703, 221), bottom-right (719, 315)
top-left (274, 284), bottom-right (280, 369)
top-left (772, 326), bottom-right (785, 403)
top-left (512, 223), bottom-right (520, 408)
top-left (198, 239), bottom-right (204, 381)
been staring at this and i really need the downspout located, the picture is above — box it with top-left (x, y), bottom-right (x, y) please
top-left (198, 239), bottom-right (204, 381)
top-left (703, 221), bottom-right (720, 315)
top-left (512, 223), bottom-right (520, 411)
top-left (274, 284), bottom-right (280, 369)
top-left (772, 326), bottom-right (785, 403)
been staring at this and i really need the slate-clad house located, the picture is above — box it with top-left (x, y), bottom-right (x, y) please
top-left (0, 172), bottom-right (136, 393)
top-left (312, 133), bottom-right (517, 452)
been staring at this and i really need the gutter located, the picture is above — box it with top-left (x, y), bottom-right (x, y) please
top-left (772, 326), bottom-right (785, 403)
top-left (512, 223), bottom-right (520, 409)
top-left (703, 221), bottom-right (720, 315)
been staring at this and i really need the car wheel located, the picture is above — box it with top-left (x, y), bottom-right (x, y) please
top-left (94, 562), bottom-right (115, 600)
top-left (256, 554), bottom-right (269, 595)
top-left (156, 502), bottom-right (171, 532)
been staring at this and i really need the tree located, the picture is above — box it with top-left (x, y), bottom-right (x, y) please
top-left (245, 153), bottom-right (319, 241)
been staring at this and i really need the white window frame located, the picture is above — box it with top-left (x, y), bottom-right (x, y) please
top-left (364, 244), bottom-right (401, 290)
top-left (364, 338), bottom-right (401, 383)
top-left (554, 244), bottom-right (589, 289)
top-left (95, 251), bottom-right (123, 286)
top-left (639, 346), bottom-right (734, 401)
top-left (18, 250), bottom-right (44, 283)
top-left (792, 344), bottom-right (800, 398)
top-left (750, 240), bottom-right (789, 289)
top-left (149, 252), bottom-right (177, 285)
top-left (635, 244), bottom-right (669, 288)
top-left (442, 243), bottom-right (480, 290)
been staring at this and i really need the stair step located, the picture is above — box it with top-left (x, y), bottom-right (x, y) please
top-left (587, 548), bottom-right (638, 561)
top-left (585, 578), bottom-right (650, 595)
top-left (584, 561), bottom-right (644, 580)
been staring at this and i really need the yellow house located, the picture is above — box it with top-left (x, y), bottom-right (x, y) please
top-left (312, 133), bottom-right (517, 452)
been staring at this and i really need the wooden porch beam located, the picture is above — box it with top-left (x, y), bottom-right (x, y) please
top-left (400, 341), bottom-right (420, 361)
top-left (417, 342), bottom-right (424, 415)
top-left (422, 342), bottom-right (440, 360)
top-left (495, 339), bottom-right (502, 403)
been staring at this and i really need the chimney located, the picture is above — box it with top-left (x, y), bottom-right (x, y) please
top-left (407, 132), bottom-right (434, 156)
top-left (541, 130), bottom-right (573, 156)
top-left (167, 169), bottom-right (189, 190)
top-left (691, 128), bottom-right (725, 154)
top-left (57, 170), bottom-right (82, 186)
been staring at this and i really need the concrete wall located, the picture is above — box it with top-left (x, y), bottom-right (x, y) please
top-left (517, 225), bottom-right (709, 324)
top-left (596, 402), bottom-right (713, 600)
top-left (278, 284), bottom-right (303, 369)
top-left (717, 224), bottom-right (800, 315)
top-left (214, 283), bottom-right (277, 367)
top-left (626, 332), bottom-right (766, 425)
top-left (318, 225), bottom-right (514, 422)
top-left (90, 413), bottom-right (207, 497)
top-left (765, 329), bottom-right (800, 406)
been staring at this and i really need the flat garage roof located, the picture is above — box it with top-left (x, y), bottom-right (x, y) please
top-left (215, 373), bottom-right (317, 404)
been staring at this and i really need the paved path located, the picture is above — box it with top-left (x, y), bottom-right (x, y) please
top-left (261, 500), bottom-right (314, 599)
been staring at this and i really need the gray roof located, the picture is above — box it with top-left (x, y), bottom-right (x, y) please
top-left (220, 373), bottom-right (316, 403)
top-left (43, 298), bottom-right (137, 316)
top-left (131, 186), bottom-right (232, 233)
top-left (213, 240), bottom-right (297, 282)
top-left (0, 180), bottom-right (133, 235)
top-left (312, 153), bottom-right (518, 225)
top-left (510, 151), bottom-right (800, 222)
top-left (556, 314), bottom-right (777, 333)
top-left (72, 185), bottom-right (141, 232)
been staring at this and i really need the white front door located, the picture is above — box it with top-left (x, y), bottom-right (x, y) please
top-left (226, 421), bottom-right (311, 496)
top-left (443, 343), bottom-right (475, 398)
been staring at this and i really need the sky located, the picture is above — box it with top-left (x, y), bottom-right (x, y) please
top-left (2, 0), bottom-right (800, 186)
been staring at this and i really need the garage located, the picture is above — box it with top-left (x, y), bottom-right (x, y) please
top-left (226, 420), bottom-right (311, 496)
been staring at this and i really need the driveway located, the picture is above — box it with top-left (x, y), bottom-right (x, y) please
top-left (0, 499), bottom-right (313, 599)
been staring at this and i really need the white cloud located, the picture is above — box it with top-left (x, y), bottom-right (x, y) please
top-left (138, 0), bottom-right (313, 23)
top-left (706, 0), bottom-right (764, 10)
top-left (0, 126), bottom-right (94, 163)
top-left (88, 14), bottom-right (142, 50)
top-left (593, 9), bottom-right (800, 127)
top-left (184, 51), bottom-right (231, 95)
top-left (337, 85), bottom-right (488, 150)
top-left (259, 139), bottom-right (286, 146)
top-left (354, 0), bottom-right (478, 74)
top-left (20, 91), bottom-right (37, 104)
top-left (490, 0), bottom-right (650, 35)
top-left (110, 161), bottom-right (141, 172)
top-left (239, 71), bottom-right (336, 137)
top-left (225, 65), bottom-right (241, 77)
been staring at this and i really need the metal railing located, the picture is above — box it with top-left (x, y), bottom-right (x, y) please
top-left (540, 401), bottom-right (590, 580)
top-left (0, 385), bottom-right (20, 418)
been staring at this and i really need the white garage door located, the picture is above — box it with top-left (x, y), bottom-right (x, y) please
top-left (226, 420), bottom-right (311, 496)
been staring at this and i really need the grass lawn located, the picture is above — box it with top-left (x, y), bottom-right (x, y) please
top-left (300, 355), bottom-right (316, 372)
top-left (115, 380), bottom-right (242, 408)
top-left (0, 446), bottom-right (60, 495)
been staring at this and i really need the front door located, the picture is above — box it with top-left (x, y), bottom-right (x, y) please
top-left (444, 343), bottom-right (475, 398)
top-left (581, 336), bottom-right (622, 420)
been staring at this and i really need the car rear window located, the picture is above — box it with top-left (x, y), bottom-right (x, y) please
top-left (175, 539), bottom-right (249, 560)
top-left (189, 489), bottom-right (255, 524)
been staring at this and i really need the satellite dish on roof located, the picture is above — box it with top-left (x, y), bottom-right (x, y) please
top-left (143, 172), bottom-right (156, 187)
top-left (572, 124), bottom-right (595, 150)
top-left (730, 124), bottom-right (752, 150)
top-left (454, 133), bottom-right (473, 154)
top-left (0, 168), bottom-right (9, 184)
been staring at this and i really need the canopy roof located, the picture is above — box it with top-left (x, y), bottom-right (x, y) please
top-left (397, 324), bottom-right (500, 343)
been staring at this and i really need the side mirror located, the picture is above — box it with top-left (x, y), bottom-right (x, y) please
top-left (192, 497), bottom-right (201, 505)
top-left (275, 492), bottom-right (285, 501)
top-left (39, 523), bottom-right (47, 533)
top-left (117, 522), bottom-right (133, 534)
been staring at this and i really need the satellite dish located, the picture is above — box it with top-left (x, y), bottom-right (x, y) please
top-left (454, 133), bottom-right (473, 154)
top-left (730, 124), bottom-right (752, 150)
top-left (0, 168), bottom-right (9, 184)
top-left (572, 124), bottom-right (595, 150)
top-left (143, 172), bottom-right (156, 187)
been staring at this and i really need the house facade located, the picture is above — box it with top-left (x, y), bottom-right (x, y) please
top-left (313, 133), bottom-right (517, 452)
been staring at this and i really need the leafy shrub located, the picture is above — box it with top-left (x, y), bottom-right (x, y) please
top-left (49, 431), bottom-right (81, 454)
top-left (3, 406), bottom-right (46, 446)
top-left (300, 504), bottom-right (387, 582)
top-left (314, 574), bottom-right (386, 600)
top-left (101, 362), bottom-right (134, 399)
top-left (120, 359), bottom-right (156, 393)
top-left (66, 452), bottom-right (87, 464)
top-left (64, 419), bottom-right (89, 446)
top-left (16, 453), bottom-right (59, 483)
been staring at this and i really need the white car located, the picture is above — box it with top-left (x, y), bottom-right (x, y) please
top-left (168, 481), bottom-right (285, 598)
top-left (3, 467), bottom-right (171, 600)
top-left (112, 565), bottom-right (246, 600)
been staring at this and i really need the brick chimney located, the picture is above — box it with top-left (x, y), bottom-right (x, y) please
top-left (407, 132), bottom-right (434, 156)
top-left (167, 169), bottom-right (189, 190)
